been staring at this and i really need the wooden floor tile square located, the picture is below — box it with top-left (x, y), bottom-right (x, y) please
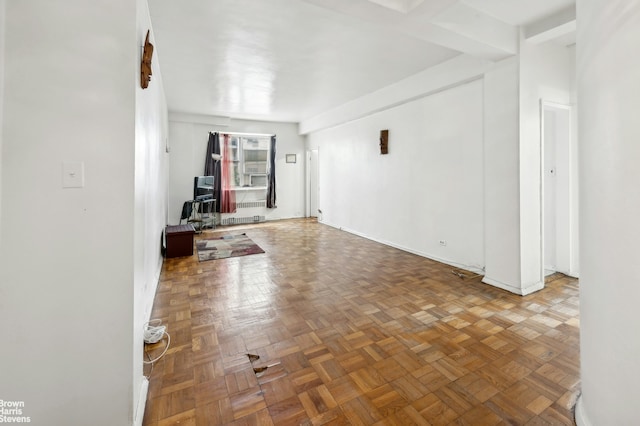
top-left (298, 384), bottom-right (338, 418)
top-left (228, 387), bottom-right (267, 419)
top-left (267, 395), bottom-right (308, 425)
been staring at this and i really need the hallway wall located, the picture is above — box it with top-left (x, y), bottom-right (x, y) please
top-left (576, 0), bottom-right (640, 424)
top-left (308, 79), bottom-right (485, 273)
top-left (304, 44), bottom-right (574, 295)
top-left (0, 0), bottom-right (5, 232)
top-left (0, 1), bottom-right (168, 424)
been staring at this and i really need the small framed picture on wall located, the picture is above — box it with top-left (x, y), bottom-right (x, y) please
top-left (286, 154), bottom-right (296, 163)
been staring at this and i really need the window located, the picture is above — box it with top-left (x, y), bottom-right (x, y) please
top-left (229, 135), bottom-right (270, 188)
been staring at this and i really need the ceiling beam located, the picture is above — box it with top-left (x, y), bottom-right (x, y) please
top-left (429, 2), bottom-right (517, 57)
top-left (299, 54), bottom-right (490, 134)
top-left (302, 0), bottom-right (517, 60)
top-left (524, 5), bottom-right (576, 44)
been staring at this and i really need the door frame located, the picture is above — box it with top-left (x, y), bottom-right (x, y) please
top-left (306, 148), bottom-right (319, 218)
top-left (540, 100), bottom-right (574, 282)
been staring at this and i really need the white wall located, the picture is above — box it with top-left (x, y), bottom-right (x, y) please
top-left (303, 54), bottom-right (538, 293)
top-left (303, 44), bottom-right (575, 295)
top-left (308, 79), bottom-right (485, 273)
top-left (304, 55), bottom-right (510, 288)
top-left (302, 53), bottom-right (565, 294)
top-left (167, 115), bottom-right (305, 225)
top-left (0, 1), bottom-right (167, 424)
top-left (568, 45), bottom-right (579, 277)
top-left (576, 1), bottom-right (640, 424)
top-left (0, 0), bottom-right (4, 233)
top-left (134, 0), bottom-right (169, 423)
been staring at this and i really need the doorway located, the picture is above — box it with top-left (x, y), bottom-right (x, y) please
top-left (541, 102), bottom-right (573, 278)
top-left (306, 149), bottom-right (319, 218)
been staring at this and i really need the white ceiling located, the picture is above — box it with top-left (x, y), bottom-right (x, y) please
top-left (148, 0), bottom-right (575, 123)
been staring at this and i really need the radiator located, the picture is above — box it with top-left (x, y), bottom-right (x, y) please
top-left (236, 200), bottom-right (266, 209)
top-left (220, 200), bottom-right (267, 225)
top-left (221, 215), bottom-right (265, 225)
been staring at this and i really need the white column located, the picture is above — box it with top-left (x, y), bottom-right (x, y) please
top-left (576, 1), bottom-right (640, 424)
top-left (482, 58), bottom-right (525, 293)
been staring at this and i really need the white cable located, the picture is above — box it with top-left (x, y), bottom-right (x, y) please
top-left (144, 325), bottom-right (166, 344)
top-left (144, 319), bottom-right (166, 343)
top-left (143, 319), bottom-right (171, 364)
top-left (143, 331), bottom-right (170, 365)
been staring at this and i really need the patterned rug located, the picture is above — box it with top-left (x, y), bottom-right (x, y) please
top-left (196, 233), bottom-right (264, 262)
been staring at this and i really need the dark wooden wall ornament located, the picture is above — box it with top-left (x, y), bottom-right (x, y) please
top-left (141, 30), bottom-right (154, 89)
top-left (380, 129), bottom-right (389, 154)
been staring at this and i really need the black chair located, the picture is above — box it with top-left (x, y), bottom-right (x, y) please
top-left (179, 201), bottom-right (193, 225)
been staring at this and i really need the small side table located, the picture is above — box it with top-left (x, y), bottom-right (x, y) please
top-left (165, 224), bottom-right (195, 258)
top-left (189, 198), bottom-right (216, 233)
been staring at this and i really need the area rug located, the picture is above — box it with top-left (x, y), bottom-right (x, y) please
top-left (196, 233), bottom-right (264, 262)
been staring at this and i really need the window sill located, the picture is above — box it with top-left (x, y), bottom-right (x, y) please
top-left (231, 187), bottom-right (267, 191)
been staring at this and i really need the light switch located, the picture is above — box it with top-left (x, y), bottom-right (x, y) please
top-left (62, 161), bottom-right (85, 188)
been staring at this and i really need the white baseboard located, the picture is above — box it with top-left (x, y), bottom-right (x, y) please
top-left (575, 395), bottom-right (591, 426)
top-left (322, 221), bottom-right (484, 275)
top-left (134, 377), bottom-right (149, 426)
top-left (319, 220), bottom-right (550, 296)
top-left (482, 276), bottom-right (544, 296)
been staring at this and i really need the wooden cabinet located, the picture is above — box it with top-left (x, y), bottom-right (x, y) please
top-left (165, 224), bottom-right (195, 258)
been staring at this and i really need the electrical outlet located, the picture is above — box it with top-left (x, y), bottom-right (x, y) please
top-left (439, 240), bottom-right (447, 246)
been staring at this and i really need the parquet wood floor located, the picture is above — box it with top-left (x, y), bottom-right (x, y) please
top-left (143, 219), bottom-right (580, 426)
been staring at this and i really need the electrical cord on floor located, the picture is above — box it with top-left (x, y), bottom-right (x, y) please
top-left (143, 351), bottom-right (153, 379)
top-left (143, 320), bottom-right (170, 365)
top-left (451, 269), bottom-right (483, 280)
